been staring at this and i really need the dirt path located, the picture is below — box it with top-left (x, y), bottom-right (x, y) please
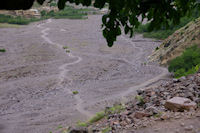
top-left (37, 19), bottom-right (92, 118)
top-left (0, 15), bottom-right (169, 133)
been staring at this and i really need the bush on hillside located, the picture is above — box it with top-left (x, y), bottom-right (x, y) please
top-left (135, 8), bottom-right (200, 39)
top-left (41, 6), bottom-right (89, 19)
top-left (168, 45), bottom-right (200, 78)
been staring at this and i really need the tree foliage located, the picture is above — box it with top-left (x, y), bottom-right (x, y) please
top-left (168, 45), bottom-right (200, 78)
top-left (0, 0), bottom-right (199, 46)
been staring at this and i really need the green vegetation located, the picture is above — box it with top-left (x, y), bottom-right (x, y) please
top-left (1, 0), bottom-right (200, 46)
top-left (155, 47), bottom-right (159, 51)
top-left (0, 14), bottom-right (40, 25)
top-left (62, 45), bottom-right (70, 53)
top-left (63, 46), bottom-right (68, 49)
top-left (105, 104), bottom-right (124, 115)
top-left (40, 6), bottom-right (91, 19)
top-left (88, 111), bottom-right (105, 124)
top-left (72, 91), bottom-right (79, 95)
top-left (76, 121), bottom-right (88, 127)
top-left (50, 2), bottom-right (57, 7)
top-left (0, 6), bottom-right (94, 26)
top-left (168, 45), bottom-right (200, 78)
top-left (154, 111), bottom-right (163, 118)
top-left (65, 49), bottom-right (70, 53)
top-left (0, 48), bottom-right (6, 52)
top-left (198, 103), bottom-right (200, 108)
top-left (76, 104), bottom-right (124, 128)
top-left (76, 111), bottom-right (105, 127)
top-left (135, 9), bottom-right (200, 40)
top-left (32, 1), bottom-right (42, 8)
top-left (56, 125), bottom-right (63, 130)
top-left (102, 127), bottom-right (112, 133)
top-left (135, 95), bottom-right (145, 105)
top-left (0, 23), bottom-right (20, 28)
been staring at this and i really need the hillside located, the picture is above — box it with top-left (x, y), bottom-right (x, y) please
top-left (149, 17), bottom-right (200, 65)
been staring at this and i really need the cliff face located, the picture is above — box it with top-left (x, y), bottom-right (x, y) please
top-left (149, 17), bottom-right (200, 65)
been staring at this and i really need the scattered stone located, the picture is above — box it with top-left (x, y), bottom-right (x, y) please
top-left (184, 125), bottom-right (194, 131)
top-left (179, 76), bottom-right (186, 82)
top-left (90, 71), bottom-right (200, 132)
top-left (68, 127), bottom-right (88, 133)
top-left (134, 111), bottom-right (150, 119)
top-left (145, 106), bottom-right (159, 115)
top-left (175, 129), bottom-right (180, 133)
top-left (137, 90), bottom-right (144, 95)
top-left (195, 98), bottom-right (200, 105)
top-left (173, 78), bottom-right (179, 83)
top-left (164, 97), bottom-right (197, 111)
top-left (180, 122), bottom-right (185, 127)
top-left (160, 113), bottom-right (170, 120)
top-left (154, 128), bottom-right (160, 132)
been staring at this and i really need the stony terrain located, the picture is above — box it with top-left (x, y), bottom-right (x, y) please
top-left (0, 15), bottom-right (168, 133)
top-left (149, 17), bottom-right (200, 65)
top-left (87, 71), bottom-right (200, 133)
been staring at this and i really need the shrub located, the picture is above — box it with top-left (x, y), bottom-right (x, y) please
top-left (168, 45), bottom-right (200, 78)
top-left (50, 2), bottom-right (57, 7)
top-left (76, 111), bottom-right (105, 127)
top-left (76, 121), bottom-right (88, 127)
top-left (0, 48), bottom-right (6, 52)
top-left (155, 47), bottom-right (159, 51)
top-left (0, 14), bottom-right (40, 25)
top-left (41, 6), bottom-right (91, 20)
top-left (72, 91), bottom-right (79, 95)
top-left (88, 111), bottom-right (105, 124)
top-left (63, 46), bottom-right (68, 49)
top-left (40, 10), bottom-right (47, 16)
top-left (66, 49), bottom-right (70, 53)
top-left (135, 95), bottom-right (145, 105)
top-left (105, 104), bottom-right (124, 115)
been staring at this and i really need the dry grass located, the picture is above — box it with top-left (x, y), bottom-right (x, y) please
top-left (0, 23), bottom-right (21, 28)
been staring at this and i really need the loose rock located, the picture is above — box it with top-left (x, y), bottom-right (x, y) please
top-left (69, 127), bottom-right (88, 133)
top-left (164, 97), bottom-right (197, 111)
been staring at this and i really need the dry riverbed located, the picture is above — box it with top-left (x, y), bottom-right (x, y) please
top-left (0, 15), bottom-right (168, 133)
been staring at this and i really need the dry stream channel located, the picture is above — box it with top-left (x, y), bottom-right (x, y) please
top-left (0, 15), bottom-right (168, 133)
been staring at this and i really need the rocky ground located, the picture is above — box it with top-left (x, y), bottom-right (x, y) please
top-left (0, 15), bottom-right (168, 133)
top-left (82, 71), bottom-right (200, 133)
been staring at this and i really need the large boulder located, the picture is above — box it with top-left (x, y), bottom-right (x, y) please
top-left (164, 97), bottom-right (197, 111)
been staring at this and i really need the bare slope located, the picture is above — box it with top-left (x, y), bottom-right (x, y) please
top-left (149, 17), bottom-right (200, 65)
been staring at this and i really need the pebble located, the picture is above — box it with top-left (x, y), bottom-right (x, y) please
top-left (175, 129), bottom-right (180, 133)
top-left (184, 125), bottom-right (194, 131)
top-left (180, 122), bottom-right (185, 127)
top-left (154, 128), bottom-right (160, 132)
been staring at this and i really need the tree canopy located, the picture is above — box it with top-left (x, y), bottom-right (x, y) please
top-left (0, 0), bottom-right (199, 46)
